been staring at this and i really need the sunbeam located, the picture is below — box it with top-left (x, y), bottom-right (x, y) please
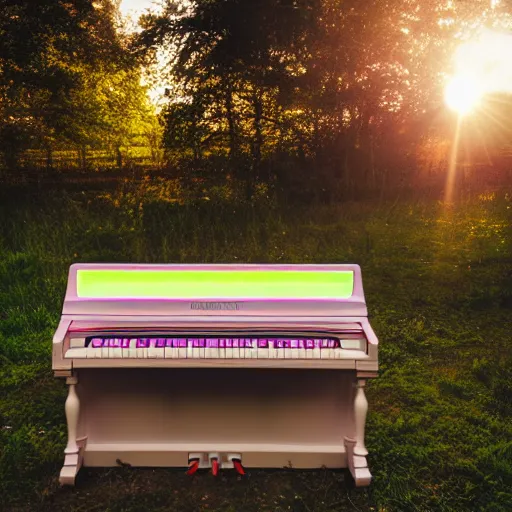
top-left (445, 115), bottom-right (463, 203)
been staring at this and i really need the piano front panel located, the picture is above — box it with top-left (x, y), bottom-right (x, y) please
top-left (77, 368), bottom-right (356, 447)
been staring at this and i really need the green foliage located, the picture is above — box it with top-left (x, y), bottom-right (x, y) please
top-left (0, 1), bottom-right (158, 170)
top-left (0, 179), bottom-right (511, 511)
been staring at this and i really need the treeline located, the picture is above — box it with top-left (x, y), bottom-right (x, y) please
top-left (1, 1), bottom-right (512, 199)
top-left (137, 0), bottom-right (512, 199)
top-left (0, 0), bottom-right (158, 170)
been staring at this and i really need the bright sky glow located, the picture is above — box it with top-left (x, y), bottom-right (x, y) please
top-left (444, 75), bottom-right (483, 114)
top-left (119, 0), bottom-right (167, 107)
top-left (444, 29), bottom-right (512, 114)
top-left (119, 0), bottom-right (155, 21)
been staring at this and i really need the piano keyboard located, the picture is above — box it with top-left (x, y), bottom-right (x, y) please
top-left (65, 336), bottom-right (366, 360)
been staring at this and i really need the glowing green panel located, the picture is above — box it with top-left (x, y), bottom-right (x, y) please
top-left (76, 269), bottom-right (354, 299)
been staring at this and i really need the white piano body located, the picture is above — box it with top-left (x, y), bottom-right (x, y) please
top-left (53, 263), bottom-right (378, 486)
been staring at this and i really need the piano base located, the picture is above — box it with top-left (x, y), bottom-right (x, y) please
top-left (78, 441), bottom-right (371, 486)
top-left (59, 368), bottom-right (374, 486)
top-left (82, 442), bottom-right (347, 468)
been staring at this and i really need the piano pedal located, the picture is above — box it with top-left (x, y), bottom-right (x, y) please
top-left (232, 459), bottom-right (246, 476)
top-left (211, 458), bottom-right (219, 476)
top-left (186, 458), bottom-right (200, 476)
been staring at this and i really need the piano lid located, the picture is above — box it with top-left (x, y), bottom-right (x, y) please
top-left (62, 264), bottom-right (368, 317)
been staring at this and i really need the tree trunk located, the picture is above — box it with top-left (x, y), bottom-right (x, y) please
top-left (80, 145), bottom-right (87, 170)
top-left (46, 144), bottom-right (53, 170)
top-left (116, 145), bottom-right (123, 168)
top-left (225, 86), bottom-right (237, 159)
top-left (252, 90), bottom-right (264, 180)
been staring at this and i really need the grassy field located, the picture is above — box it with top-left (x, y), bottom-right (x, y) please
top-left (0, 178), bottom-right (511, 512)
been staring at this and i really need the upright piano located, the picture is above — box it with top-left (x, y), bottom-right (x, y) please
top-left (53, 263), bottom-right (379, 486)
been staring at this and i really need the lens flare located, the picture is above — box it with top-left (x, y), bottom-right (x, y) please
top-left (444, 75), bottom-right (483, 114)
top-left (445, 30), bottom-right (512, 114)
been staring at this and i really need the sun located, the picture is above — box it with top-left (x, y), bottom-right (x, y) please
top-left (444, 29), bottom-right (512, 115)
top-left (444, 75), bottom-right (483, 115)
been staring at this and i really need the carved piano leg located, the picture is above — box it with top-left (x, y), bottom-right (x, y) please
top-left (344, 379), bottom-right (372, 487)
top-left (354, 379), bottom-right (368, 456)
top-left (59, 375), bottom-right (85, 485)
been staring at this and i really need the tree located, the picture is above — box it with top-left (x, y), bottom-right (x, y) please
top-left (137, 0), bottom-right (512, 197)
top-left (0, 0), bottom-right (138, 169)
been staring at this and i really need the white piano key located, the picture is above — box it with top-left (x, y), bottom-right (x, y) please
top-left (127, 339), bottom-right (138, 358)
top-left (298, 347), bottom-right (307, 359)
top-left (312, 345), bottom-right (321, 359)
top-left (179, 346), bottom-right (187, 359)
top-left (238, 340), bottom-right (246, 358)
top-left (210, 348), bottom-right (219, 359)
top-left (251, 339), bottom-right (258, 359)
top-left (218, 344), bottom-right (226, 359)
top-left (247, 341), bottom-right (255, 358)
top-left (147, 346), bottom-right (159, 358)
top-left (112, 347), bottom-right (123, 358)
top-left (290, 339), bottom-right (299, 359)
top-left (165, 346), bottom-right (172, 358)
top-left (65, 348), bottom-right (87, 358)
top-left (101, 346), bottom-right (109, 358)
top-left (243, 340), bottom-right (252, 359)
top-left (85, 346), bottom-right (97, 358)
top-left (240, 340), bottom-right (248, 358)
top-left (70, 338), bottom-right (85, 348)
top-left (191, 346), bottom-right (200, 358)
top-left (225, 339), bottom-right (233, 358)
top-left (269, 341), bottom-right (278, 359)
top-left (277, 348), bottom-right (285, 359)
top-left (187, 344), bottom-right (194, 359)
top-left (257, 343), bottom-right (269, 358)
top-left (199, 345), bottom-right (205, 359)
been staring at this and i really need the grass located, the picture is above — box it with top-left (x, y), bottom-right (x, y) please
top-left (0, 178), bottom-right (511, 511)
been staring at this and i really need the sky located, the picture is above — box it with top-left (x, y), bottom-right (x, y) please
top-left (119, 0), bottom-right (167, 108)
top-left (119, 0), bottom-right (157, 20)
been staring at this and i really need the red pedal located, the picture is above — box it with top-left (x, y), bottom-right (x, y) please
top-left (186, 459), bottom-right (199, 475)
top-left (233, 459), bottom-right (245, 475)
top-left (211, 458), bottom-right (219, 476)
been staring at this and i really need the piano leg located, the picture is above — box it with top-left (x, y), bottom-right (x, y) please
top-left (344, 378), bottom-right (372, 486)
top-left (59, 375), bottom-right (85, 486)
top-left (354, 379), bottom-right (368, 456)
